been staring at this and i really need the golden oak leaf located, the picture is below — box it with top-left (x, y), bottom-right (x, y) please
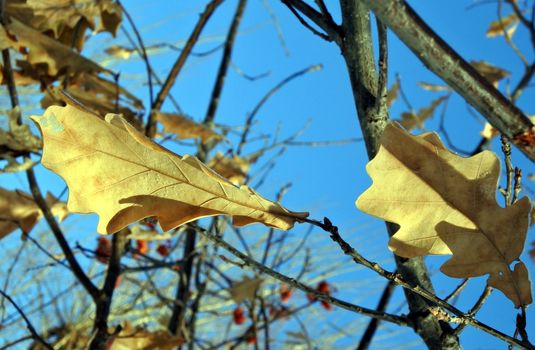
top-left (3, 18), bottom-right (107, 78)
top-left (480, 122), bottom-right (498, 140)
top-left (42, 74), bottom-right (143, 129)
top-left (107, 322), bottom-right (183, 350)
top-left (0, 107), bottom-right (42, 153)
top-left (7, 0), bottom-right (121, 39)
top-left (128, 225), bottom-right (173, 241)
top-left (386, 81), bottom-right (399, 108)
top-left (356, 122), bottom-right (532, 307)
top-left (228, 277), bottom-right (263, 304)
top-left (486, 13), bottom-right (519, 38)
top-left (32, 104), bottom-right (308, 234)
top-left (470, 60), bottom-right (510, 88)
top-left (105, 45), bottom-right (135, 60)
top-left (155, 111), bottom-right (223, 144)
top-left (399, 96), bottom-right (447, 131)
top-left (0, 187), bottom-right (68, 239)
top-left (208, 151), bottom-right (250, 185)
top-left (417, 82), bottom-right (451, 92)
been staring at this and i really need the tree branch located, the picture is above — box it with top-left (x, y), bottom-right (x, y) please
top-left (281, 0), bottom-right (342, 44)
top-left (147, 0), bottom-right (224, 137)
top-left (363, 0), bottom-right (535, 162)
top-left (193, 224), bottom-right (410, 327)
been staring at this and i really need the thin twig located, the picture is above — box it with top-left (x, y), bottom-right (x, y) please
top-left (237, 64), bottom-right (322, 154)
top-left (26, 169), bottom-right (100, 301)
top-left (304, 217), bottom-right (533, 350)
top-left (0, 289), bottom-right (54, 350)
top-left (357, 279), bottom-right (396, 350)
top-left (193, 224), bottom-right (409, 326)
top-left (148, 0), bottom-right (224, 136)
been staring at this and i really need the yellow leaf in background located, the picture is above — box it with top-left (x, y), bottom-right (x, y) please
top-left (155, 111), bottom-right (223, 144)
top-left (356, 122), bottom-right (532, 307)
top-left (417, 82), bottom-right (451, 92)
top-left (42, 73), bottom-right (144, 129)
top-left (0, 187), bottom-right (68, 240)
top-left (2, 18), bottom-right (107, 77)
top-left (386, 81), bottom-right (399, 108)
top-left (398, 96), bottom-right (447, 131)
top-left (470, 60), bottom-right (510, 88)
top-left (32, 104), bottom-right (308, 234)
top-left (7, 0), bottom-right (122, 39)
top-left (107, 322), bottom-right (183, 350)
top-left (105, 45), bottom-right (136, 60)
top-left (486, 13), bottom-right (519, 38)
top-left (0, 107), bottom-right (42, 153)
top-left (128, 226), bottom-right (173, 241)
top-left (480, 122), bottom-right (498, 140)
top-left (208, 151), bottom-right (250, 185)
top-left (228, 277), bottom-right (263, 304)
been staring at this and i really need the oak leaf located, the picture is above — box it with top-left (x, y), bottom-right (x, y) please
top-left (154, 111), bottom-right (223, 144)
top-left (32, 104), bottom-right (308, 234)
top-left (6, 0), bottom-right (121, 40)
top-left (471, 60), bottom-right (510, 88)
top-left (356, 122), bottom-right (532, 307)
top-left (417, 81), bottom-right (451, 92)
top-left (208, 151), bottom-right (250, 184)
top-left (228, 277), bottom-right (263, 304)
top-left (386, 81), bottom-right (399, 108)
top-left (398, 96), bottom-right (447, 131)
top-left (107, 322), bottom-right (184, 350)
top-left (2, 18), bottom-right (107, 78)
top-left (486, 13), bottom-right (519, 38)
top-left (0, 187), bottom-right (68, 240)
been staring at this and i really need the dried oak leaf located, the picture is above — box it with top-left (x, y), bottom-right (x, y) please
top-left (208, 151), bottom-right (250, 185)
top-left (386, 81), bottom-right (399, 108)
top-left (154, 111), bottom-right (223, 144)
top-left (398, 96), bottom-right (448, 131)
top-left (486, 13), bottom-right (519, 38)
top-left (3, 18), bottom-right (107, 78)
top-left (0, 187), bottom-right (68, 240)
top-left (0, 107), bottom-right (42, 154)
top-left (471, 60), bottom-right (510, 88)
top-left (417, 81), bottom-right (451, 92)
top-left (6, 0), bottom-right (122, 39)
top-left (228, 277), bottom-right (263, 304)
top-left (32, 104), bottom-right (308, 234)
top-left (106, 322), bottom-right (183, 350)
top-left (42, 74), bottom-right (143, 129)
top-left (356, 122), bottom-right (532, 307)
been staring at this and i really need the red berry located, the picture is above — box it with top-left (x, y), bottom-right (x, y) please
top-left (317, 281), bottom-right (330, 294)
top-left (279, 284), bottom-right (292, 302)
top-left (95, 237), bottom-right (111, 264)
top-left (156, 244), bottom-right (169, 257)
top-left (320, 300), bottom-right (332, 311)
top-left (136, 240), bottom-right (149, 254)
top-left (245, 333), bottom-right (256, 345)
top-left (307, 293), bottom-right (317, 302)
top-left (233, 307), bottom-right (246, 325)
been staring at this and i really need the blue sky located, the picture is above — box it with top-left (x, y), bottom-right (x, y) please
top-left (2, 0), bottom-right (534, 348)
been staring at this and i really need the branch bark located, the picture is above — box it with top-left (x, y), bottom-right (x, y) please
top-left (337, 1), bottom-right (461, 348)
top-left (363, 0), bottom-right (535, 162)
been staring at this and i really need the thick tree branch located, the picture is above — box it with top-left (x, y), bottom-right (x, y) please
top-left (363, 0), bottom-right (535, 162)
top-left (337, 1), bottom-right (460, 348)
top-left (89, 229), bottom-right (128, 350)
